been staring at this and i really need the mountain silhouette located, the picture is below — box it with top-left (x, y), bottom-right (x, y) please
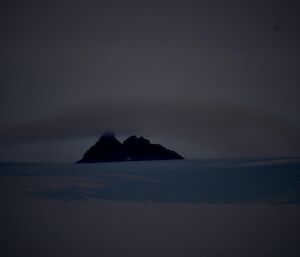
top-left (77, 132), bottom-right (184, 163)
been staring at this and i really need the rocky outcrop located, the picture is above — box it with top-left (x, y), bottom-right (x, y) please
top-left (77, 132), bottom-right (184, 163)
top-left (77, 131), bottom-right (127, 163)
top-left (123, 135), bottom-right (184, 161)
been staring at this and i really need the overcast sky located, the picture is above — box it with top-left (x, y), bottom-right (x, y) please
top-left (0, 0), bottom-right (299, 162)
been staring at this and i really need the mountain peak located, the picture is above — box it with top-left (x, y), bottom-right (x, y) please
top-left (77, 132), bottom-right (184, 163)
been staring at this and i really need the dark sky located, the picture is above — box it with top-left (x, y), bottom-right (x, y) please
top-left (0, 0), bottom-right (299, 162)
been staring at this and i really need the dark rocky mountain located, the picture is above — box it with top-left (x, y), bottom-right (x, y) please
top-left (77, 132), bottom-right (184, 163)
top-left (123, 135), bottom-right (184, 161)
top-left (77, 131), bottom-right (127, 163)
